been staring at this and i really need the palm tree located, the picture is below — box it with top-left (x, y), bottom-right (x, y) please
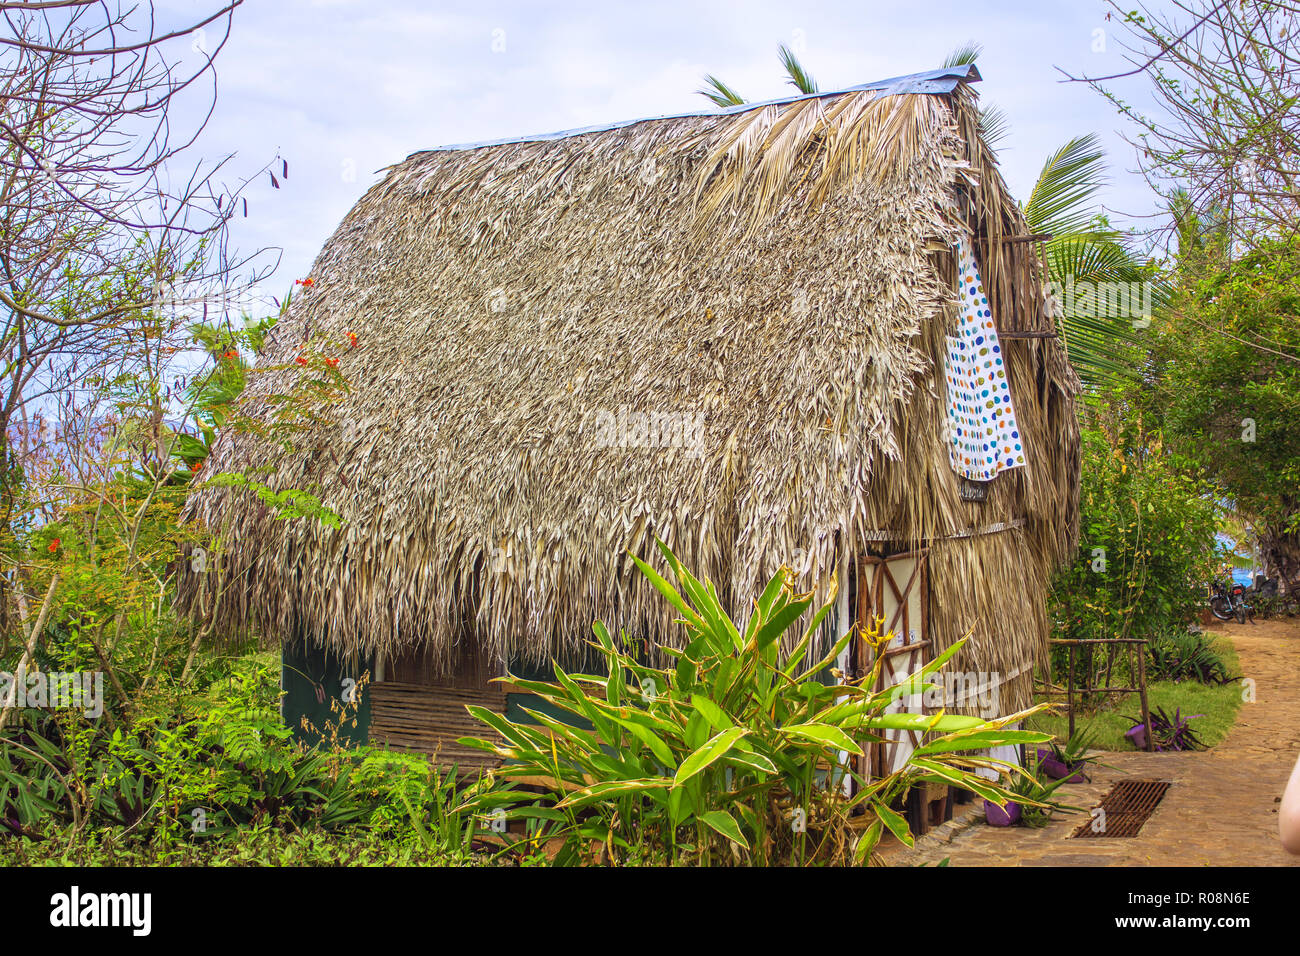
top-left (1025, 135), bottom-right (1155, 388)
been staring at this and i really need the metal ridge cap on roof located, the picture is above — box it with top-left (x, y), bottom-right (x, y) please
top-left (410, 63), bottom-right (980, 157)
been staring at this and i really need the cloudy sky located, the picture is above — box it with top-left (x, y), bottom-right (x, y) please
top-left (164, 0), bottom-right (1170, 296)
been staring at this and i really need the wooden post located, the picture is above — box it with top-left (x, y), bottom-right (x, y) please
top-left (1066, 643), bottom-right (1076, 739)
top-left (1137, 641), bottom-right (1153, 752)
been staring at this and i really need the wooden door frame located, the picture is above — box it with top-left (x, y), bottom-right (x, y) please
top-left (852, 548), bottom-right (930, 783)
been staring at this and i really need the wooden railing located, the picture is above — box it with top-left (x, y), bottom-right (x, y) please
top-left (1036, 638), bottom-right (1154, 751)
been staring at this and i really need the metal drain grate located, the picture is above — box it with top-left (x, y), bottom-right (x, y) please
top-left (1071, 779), bottom-right (1171, 838)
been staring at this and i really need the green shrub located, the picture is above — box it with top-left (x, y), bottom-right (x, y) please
top-left (0, 654), bottom-right (476, 852)
top-left (1051, 418), bottom-right (1219, 647)
top-left (1047, 412), bottom-right (1219, 698)
top-left (460, 540), bottom-right (1050, 866)
top-left (1146, 627), bottom-right (1238, 685)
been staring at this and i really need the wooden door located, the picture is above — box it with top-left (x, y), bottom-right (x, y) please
top-left (854, 550), bottom-right (930, 780)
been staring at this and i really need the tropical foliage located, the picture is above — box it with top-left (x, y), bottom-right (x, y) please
top-left (1049, 405), bottom-right (1220, 684)
top-left (1026, 136), bottom-right (1159, 389)
top-left (1144, 627), bottom-right (1238, 686)
top-left (1144, 234), bottom-right (1300, 585)
top-left (461, 540), bottom-right (1051, 866)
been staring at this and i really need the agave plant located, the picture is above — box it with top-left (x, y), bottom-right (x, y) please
top-left (1008, 762), bottom-right (1078, 828)
top-left (1145, 628), bottom-right (1237, 685)
top-left (460, 540), bottom-right (1050, 865)
top-left (1126, 705), bottom-right (1205, 752)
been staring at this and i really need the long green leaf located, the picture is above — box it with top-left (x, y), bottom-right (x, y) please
top-left (674, 726), bottom-right (747, 788)
top-left (853, 818), bottom-right (884, 864)
top-left (873, 800), bottom-right (913, 848)
top-left (700, 809), bottom-right (750, 850)
top-left (631, 550), bottom-right (704, 629)
top-left (556, 778), bottom-right (672, 810)
top-left (780, 722), bottom-right (861, 754)
top-left (753, 595), bottom-right (812, 651)
top-left (690, 694), bottom-right (733, 731)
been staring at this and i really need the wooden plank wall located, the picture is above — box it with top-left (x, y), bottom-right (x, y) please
top-left (368, 681), bottom-right (505, 774)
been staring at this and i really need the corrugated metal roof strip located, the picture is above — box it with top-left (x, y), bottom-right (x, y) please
top-left (417, 63), bottom-right (981, 155)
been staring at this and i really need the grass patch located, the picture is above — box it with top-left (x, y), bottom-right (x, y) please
top-left (1028, 632), bottom-right (1244, 751)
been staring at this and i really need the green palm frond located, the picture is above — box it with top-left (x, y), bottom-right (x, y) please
top-left (978, 103), bottom-right (1009, 151)
top-left (942, 41), bottom-right (983, 67)
top-left (1025, 134), bottom-right (1108, 236)
top-left (1021, 135), bottom-right (1160, 389)
top-left (940, 43), bottom-right (1004, 151)
top-left (1044, 233), bottom-right (1137, 282)
top-left (1043, 231), bottom-right (1160, 388)
top-left (778, 44), bottom-right (818, 94)
top-left (697, 74), bottom-right (747, 108)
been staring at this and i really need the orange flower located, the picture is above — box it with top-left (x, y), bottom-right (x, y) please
top-left (222, 349), bottom-right (238, 359)
top-left (295, 355), bottom-right (308, 366)
top-left (346, 331), bottom-right (358, 348)
top-left (325, 357), bottom-right (339, 369)
top-left (191, 461), bottom-right (203, 472)
top-left (48, 538), bottom-right (59, 553)
top-left (295, 277), bottom-right (315, 287)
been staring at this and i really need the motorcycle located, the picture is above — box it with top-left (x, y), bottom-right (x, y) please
top-left (1208, 575), bottom-right (1251, 624)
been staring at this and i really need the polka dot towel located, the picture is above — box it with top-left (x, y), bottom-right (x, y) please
top-left (943, 234), bottom-right (1025, 482)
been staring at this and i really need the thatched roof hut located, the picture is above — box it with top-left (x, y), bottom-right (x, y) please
top-left (179, 64), bottom-right (1079, 768)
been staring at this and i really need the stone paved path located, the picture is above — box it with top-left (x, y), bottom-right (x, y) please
top-left (882, 618), bottom-right (1300, 866)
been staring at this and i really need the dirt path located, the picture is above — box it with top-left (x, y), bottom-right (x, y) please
top-left (884, 618), bottom-right (1300, 866)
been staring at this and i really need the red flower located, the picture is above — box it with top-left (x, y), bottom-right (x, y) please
top-left (295, 355), bottom-right (308, 366)
top-left (222, 349), bottom-right (238, 360)
top-left (324, 357), bottom-right (339, 369)
top-left (295, 277), bottom-right (315, 288)
top-left (346, 331), bottom-right (358, 348)
top-left (192, 461), bottom-right (203, 472)
top-left (48, 538), bottom-right (59, 553)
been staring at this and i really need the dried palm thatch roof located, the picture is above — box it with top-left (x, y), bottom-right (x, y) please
top-left (178, 65), bottom-right (1080, 711)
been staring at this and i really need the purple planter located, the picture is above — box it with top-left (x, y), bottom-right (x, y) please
top-left (984, 799), bottom-right (1022, 827)
top-left (1125, 724), bottom-right (1149, 750)
top-left (1037, 749), bottom-right (1088, 783)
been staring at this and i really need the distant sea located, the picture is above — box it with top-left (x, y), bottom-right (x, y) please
top-left (1215, 532), bottom-right (1258, 587)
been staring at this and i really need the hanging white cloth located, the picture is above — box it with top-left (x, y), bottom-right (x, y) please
top-left (943, 234), bottom-right (1026, 482)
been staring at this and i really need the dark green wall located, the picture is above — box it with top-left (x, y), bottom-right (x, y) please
top-left (281, 641), bottom-right (373, 747)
